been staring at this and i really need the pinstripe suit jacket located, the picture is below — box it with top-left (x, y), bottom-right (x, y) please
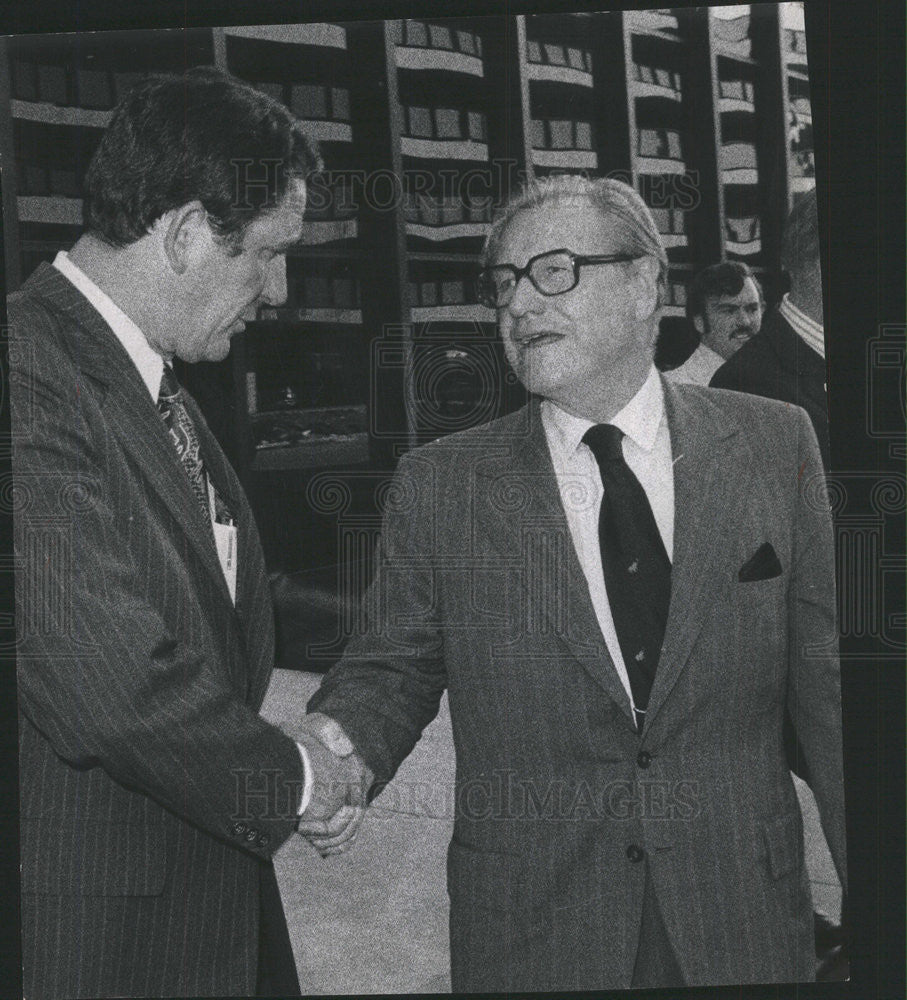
top-left (11, 264), bottom-right (304, 999)
top-left (310, 382), bottom-right (847, 991)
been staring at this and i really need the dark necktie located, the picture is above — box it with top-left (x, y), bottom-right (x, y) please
top-left (157, 365), bottom-right (212, 525)
top-left (582, 424), bottom-right (671, 732)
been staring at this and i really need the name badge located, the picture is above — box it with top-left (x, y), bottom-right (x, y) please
top-left (213, 520), bottom-right (238, 604)
top-left (207, 477), bottom-right (238, 604)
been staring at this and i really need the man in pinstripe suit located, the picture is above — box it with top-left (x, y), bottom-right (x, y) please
top-left (11, 69), bottom-right (366, 998)
top-left (309, 175), bottom-right (847, 990)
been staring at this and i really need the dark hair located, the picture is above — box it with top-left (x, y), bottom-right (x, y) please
top-left (685, 260), bottom-right (762, 322)
top-left (84, 67), bottom-right (323, 248)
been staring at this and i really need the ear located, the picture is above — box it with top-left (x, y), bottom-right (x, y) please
top-left (161, 201), bottom-right (208, 275)
top-left (633, 256), bottom-right (660, 321)
top-left (692, 313), bottom-right (705, 337)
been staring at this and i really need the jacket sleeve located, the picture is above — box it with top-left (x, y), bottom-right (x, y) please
top-left (786, 406), bottom-right (848, 891)
top-left (308, 450), bottom-right (448, 785)
top-left (11, 303), bottom-right (303, 858)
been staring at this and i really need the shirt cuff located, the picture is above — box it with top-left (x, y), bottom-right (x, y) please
top-left (296, 741), bottom-right (313, 818)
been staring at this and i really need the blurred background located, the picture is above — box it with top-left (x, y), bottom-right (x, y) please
top-left (1, 4), bottom-right (815, 595)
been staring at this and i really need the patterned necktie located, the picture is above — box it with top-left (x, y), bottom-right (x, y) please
top-left (157, 365), bottom-right (212, 524)
top-left (582, 424), bottom-right (671, 733)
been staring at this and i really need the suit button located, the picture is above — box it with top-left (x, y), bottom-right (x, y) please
top-left (637, 750), bottom-right (652, 769)
top-left (231, 822), bottom-right (247, 837)
top-left (245, 828), bottom-right (259, 842)
top-left (257, 834), bottom-right (271, 848)
top-left (626, 844), bottom-right (645, 863)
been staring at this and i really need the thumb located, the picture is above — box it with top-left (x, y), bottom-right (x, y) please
top-left (308, 712), bottom-right (354, 757)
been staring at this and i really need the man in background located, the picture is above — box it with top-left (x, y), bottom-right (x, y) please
top-left (666, 260), bottom-right (764, 384)
top-left (711, 190), bottom-right (829, 467)
top-left (711, 189), bottom-right (842, 973)
top-left (11, 68), bottom-right (363, 998)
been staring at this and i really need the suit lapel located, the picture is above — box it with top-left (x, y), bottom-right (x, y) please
top-left (473, 400), bottom-right (634, 720)
top-left (644, 380), bottom-right (746, 731)
top-left (35, 265), bottom-right (235, 607)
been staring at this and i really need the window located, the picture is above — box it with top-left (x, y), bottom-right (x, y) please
top-left (467, 201), bottom-right (490, 223)
top-left (575, 121), bottom-right (592, 149)
top-left (636, 63), bottom-right (654, 84)
top-left (639, 129), bottom-right (664, 157)
top-left (49, 166), bottom-right (80, 197)
top-left (441, 198), bottom-right (462, 224)
top-left (12, 59), bottom-right (38, 101)
top-left (567, 47), bottom-right (588, 71)
top-left (726, 216), bottom-right (760, 242)
top-left (304, 276), bottom-right (331, 308)
top-left (403, 194), bottom-right (420, 223)
top-left (654, 67), bottom-right (679, 89)
top-left (441, 280), bottom-right (465, 304)
top-left (666, 131), bottom-right (682, 158)
top-left (457, 30), bottom-right (476, 55)
top-left (420, 198), bottom-right (441, 225)
top-left (543, 43), bottom-right (567, 66)
top-left (527, 39), bottom-right (542, 62)
top-left (548, 120), bottom-right (573, 149)
top-left (434, 108), bottom-right (462, 139)
top-left (331, 87), bottom-right (350, 121)
top-left (290, 83), bottom-right (325, 118)
top-left (253, 81), bottom-right (281, 105)
top-left (467, 111), bottom-right (486, 141)
top-left (37, 63), bottom-right (68, 104)
top-left (408, 106), bottom-right (433, 137)
top-left (77, 68), bottom-right (113, 109)
top-left (332, 277), bottom-right (357, 308)
top-left (421, 281), bottom-right (438, 305)
top-left (428, 24), bottom-right (453, 49)
top-left (405, 20), bottom-right (428, 46)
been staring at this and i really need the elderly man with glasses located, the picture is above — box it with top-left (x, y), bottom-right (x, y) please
top-left (306, 175), bottom-right (847, 991)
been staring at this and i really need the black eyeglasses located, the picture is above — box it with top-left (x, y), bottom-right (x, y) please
top-left (476, 248), bottom-right (645, 309)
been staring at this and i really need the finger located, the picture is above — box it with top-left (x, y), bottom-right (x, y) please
top-left (313, 715), bottom-right (354, 757)
top-left (298, 804), bottom-right (360, 839)
top-left (308, 813), bottom-right (363, 850)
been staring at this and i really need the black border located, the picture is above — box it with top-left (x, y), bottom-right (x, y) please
top-left (1, 2), bottom-right (903, 998)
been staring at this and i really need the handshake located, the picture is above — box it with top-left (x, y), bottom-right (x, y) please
top-left (291, 712), bottom-right (374, 858)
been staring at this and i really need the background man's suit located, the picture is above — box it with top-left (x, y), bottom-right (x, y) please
top-left (12, 264), bottom-right (303, 998)
top-left (310, 379), bottom-right (847, 991)
top-left (711, 306), bottom-right (829, 466)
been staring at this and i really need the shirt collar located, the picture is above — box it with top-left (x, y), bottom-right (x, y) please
top-left (53, 251), bottom-right (165, 400)
top-left (542, 365), bottom-right (665, 457)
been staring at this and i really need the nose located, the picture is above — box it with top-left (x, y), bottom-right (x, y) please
top-left (261, 255), bottom-right (288, 308)
top-left (504, 273), bottom-right (544, 318)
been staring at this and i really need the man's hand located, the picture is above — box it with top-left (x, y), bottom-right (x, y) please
top-left (292, 712), bottom-right (373, 856)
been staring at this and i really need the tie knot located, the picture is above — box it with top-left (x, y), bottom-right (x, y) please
top-left (582, 423), bottom-right (625, 464)
top-left (158, 365), bottom-right (181, 406)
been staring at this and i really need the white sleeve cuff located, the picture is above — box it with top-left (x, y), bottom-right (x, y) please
top-left (296, 741), bottom-right (313, 817)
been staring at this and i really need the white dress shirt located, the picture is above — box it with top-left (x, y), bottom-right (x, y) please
top-left (52, 252), bottom-right (314, 816)
top-left (541, 366), bottom-right (674, 713)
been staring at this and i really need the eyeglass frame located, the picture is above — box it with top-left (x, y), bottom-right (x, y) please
top-left (476, 247), bottom-right (646, 309)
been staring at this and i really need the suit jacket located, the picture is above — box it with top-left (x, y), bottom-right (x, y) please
top-left (310, 381), bottom-right (847, 991)
top-left (710, 307), bottom-right (829, 467)
top-left (11, 264), bottom-right (303, 999)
